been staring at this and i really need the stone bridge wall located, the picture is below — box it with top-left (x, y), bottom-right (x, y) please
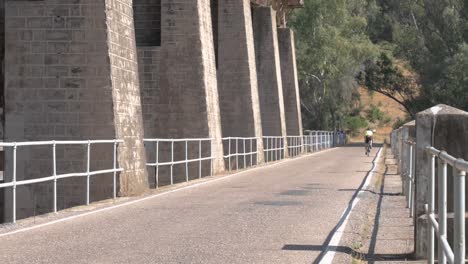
top-left (1, 0), bottom-right (303, 222)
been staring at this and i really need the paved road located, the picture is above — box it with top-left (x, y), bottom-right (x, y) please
top-left (0, 146), bottom-right (379, 264)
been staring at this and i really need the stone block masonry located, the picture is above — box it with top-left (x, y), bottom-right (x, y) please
top-left (252, 6), bottom-right (288, 156)
top-left (0, 0), bottom-right (306, 221)
top-left (137, 0), bottom-right (225, 185)
top-left (215, 0), bottom-right (264, 168)
top-left (3, 0), bottom-right (148, 222)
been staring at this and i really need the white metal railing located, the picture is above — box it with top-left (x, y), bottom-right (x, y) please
top-left (0, 139), bottom-right (123, 223)
top-left (144, 138), bottom-right (213, 188)
top-left (263, 136), bottom-right (286, 162)
top-left (425, 146), bottom-right (468, 264)
top-left (223, 137), bottom-right (258, 171)
top-left (287, 136), bottom-right (303, 157)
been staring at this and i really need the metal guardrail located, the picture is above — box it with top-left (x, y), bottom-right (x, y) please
top-left (0, 139), bottom-right (123, 224)
top-left (263, 136), bottom-right (286, 162)
top-left (144, 138), bottom-right (213, 187)
top-left (145, 132), bottom-right (343, 184)
top-left (287, 136), bottom-right (303, 157)
top-left (223, 137), bottom-right (258, 171)
top-left (0, 132), bottom-right (345, 224)
top-left (425, 146), bottom-right (468, 264)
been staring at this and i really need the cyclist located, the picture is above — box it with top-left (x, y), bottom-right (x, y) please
top-left (364, 128), bottom-right (374, 155)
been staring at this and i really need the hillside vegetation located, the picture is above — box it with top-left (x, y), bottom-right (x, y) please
top-left (290, 0), bottom-right (468, 136)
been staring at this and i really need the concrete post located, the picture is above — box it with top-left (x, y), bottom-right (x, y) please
top-left (414, 104), bottom-right (468, 258)
top-left (216, 0), bottom-right (264, 168)
top-left (252, 6), bottom-right (288, 158)
top-left (3, 0), bottom-right (149, 221)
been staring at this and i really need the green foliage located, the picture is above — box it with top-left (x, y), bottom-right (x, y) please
top-left (290, 0), bottom-right (379, 130)
top-left (392, 116), bottom-right (412, 130)
top-left (365, 104), bottom-right (392, 126)
top-left (358, 52), bottom-right (420, 116)
top-left (344, 115), bottom-right (368, 136)
top-left (366, 104), bottom-right (384, 123)
top-left (292, 0), bottom-right (468, 133)
top-left (369, 0), bottom-right (468, 111)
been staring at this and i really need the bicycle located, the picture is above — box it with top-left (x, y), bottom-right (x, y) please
top-left (365, 141), bottom-right (372, 156)
top-left (365, 137), bottom-right (372, 156)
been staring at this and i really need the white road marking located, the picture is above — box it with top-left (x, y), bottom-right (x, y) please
top-left (0, 148), bottom-right (337, 238)
top-left (320, 147), bottom-right (383, 264)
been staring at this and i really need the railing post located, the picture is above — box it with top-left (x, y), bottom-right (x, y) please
top-left (210, 139), bottom-right (213, 177)
top-left (185, 140), bottom-right (188, 182)
top-left (112, 140), bottom-right (117, 199)
top-left (170, 141), bottom-right (174, 185)
top-left (53, 141), bottom-right (57, 213)
top-left (243, 138), bottom-right (246, 169)
top-left (407, 144), bottom-right (413, 209)
top-left (250, 138), bottom-right (253, 167)
top-left (438, 158), bottom-right (447, 264)
top-left (156, 141), bottom-right (159, 188)
top-left (428, 153), bottom-right (435, 264)
top-left (198, 140), bottom-right (202, 179)
top-left (86, 141), bottom-right (91, 205)
top-left (12, 143), bottom-right (17, 224)
top-left (236, 138), bottom-right (239, 171)
top-left (228, 138), bottom-right (231, 171)
top-left (113, 141), bottom-right (117, 199)
top-left (454, 166), bottom-right (466, 264)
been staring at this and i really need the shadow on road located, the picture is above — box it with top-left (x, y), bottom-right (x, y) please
top-left (282, 146), bottom-right (383, 263)
top-left (339, 143), bottom-right (384, 148)
top-left (282, 244), bottom-right (411, 261)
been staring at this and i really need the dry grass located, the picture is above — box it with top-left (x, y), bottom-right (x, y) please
top-left (349, 87), bottom-right (407, 143)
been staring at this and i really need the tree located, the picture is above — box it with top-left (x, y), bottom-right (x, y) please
top-left (368, 0), bottom-right (468, 111)
top-left (358, 53), bottom-right (422, 117)
top-left (289, 0), bottom-right (379, 130)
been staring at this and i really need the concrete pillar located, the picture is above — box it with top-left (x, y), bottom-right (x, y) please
top-left (216, 0), bottom-right (264, 168)
top-left (138, 0), bottom-right (224, 185)
top-left (278, 28), bottom-right (302, 136)
top-left (3, 0), bottom-right (148, 221)
top-left (399, 121), bottom-right (415, 176)
top-left (277, 28), bottom-right (303, 155)
top-left (252, 6), bottom-right (288, 156)
top-left (414, 104), bottom-right (468, 257)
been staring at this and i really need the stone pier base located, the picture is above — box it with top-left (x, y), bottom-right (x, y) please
top-left (3, 0), bottom-right (149, 222)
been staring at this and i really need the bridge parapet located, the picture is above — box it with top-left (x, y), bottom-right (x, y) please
top-left (391, 104), bottom-right (468, 263)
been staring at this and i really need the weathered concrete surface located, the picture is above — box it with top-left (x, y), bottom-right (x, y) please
top-left (136, 0), bottom-right (225, 185)
top-left (277, 28), bottom-right (302, 137)
top-left (414, 104), bottom-right (468, 258)
top-left (216, 0), bottom-right (264, 167)
top-left (3, 0), bottom-right (148, 222)
top-left (0, 146), bottom-right (380, 263)
top-left (153, 0), bottom-right (223, 178)
top-left (252, 7), bottom-right (288, 157)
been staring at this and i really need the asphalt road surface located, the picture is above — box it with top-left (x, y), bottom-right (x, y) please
top-left (0, 145), bottom-right (380, 264)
